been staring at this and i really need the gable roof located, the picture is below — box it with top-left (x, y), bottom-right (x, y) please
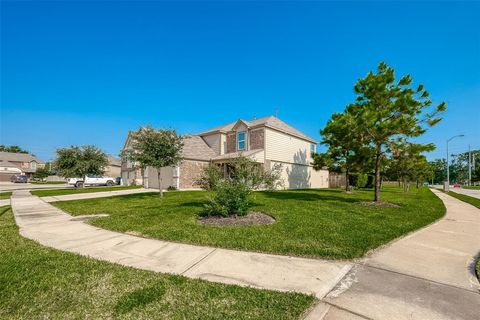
top-left (0, 152), bottom-right (44, 164)
top-left (198, 116), bottom-right (317, 143)
top-left (0, 160), bottom-right (19, 168)
top-left (182, 135), bottom-right (217, 161)
top-left (107, 156), bottom-right (121, 167)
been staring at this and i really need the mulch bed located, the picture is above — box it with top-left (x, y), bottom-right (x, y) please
top-left (357, 201), bottom-right (400, 208)
top-left (198, 212), bottom-right (275, 226)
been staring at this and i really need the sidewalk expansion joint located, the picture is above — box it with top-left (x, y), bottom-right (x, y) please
top-left (180, 248), bottom-right (217, 275)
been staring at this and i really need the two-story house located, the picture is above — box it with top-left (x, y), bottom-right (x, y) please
top-left (121, 116), bottom-right (329, 189)
top-left (0, 151), bottom-right (45, 181)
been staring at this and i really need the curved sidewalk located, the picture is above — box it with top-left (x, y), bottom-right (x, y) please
top-left (10, 189), bottom-right (480, 319)
top-left (314, 188), bottom-right (480, 320)
top-left (10, 190), bottom-right (351, 299)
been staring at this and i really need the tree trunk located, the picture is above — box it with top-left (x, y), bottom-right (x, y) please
top-left (403, 177), bottom-right (408, 193)
top-left (141, 167), bottom-right (146, 188)
top-left (416, 180), bottom-right (419, 188)
top-left (345, 167), bottom-right (350, 192)
top-left (374, 145), bottom-right (382, 202)
top-left (157, 169), bottom-right (163, 197)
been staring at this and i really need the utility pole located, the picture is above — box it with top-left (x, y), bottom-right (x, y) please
top-left (446, 134), bottom-right (464, 191)
top-left (468, 145), bottom-right (472, 186)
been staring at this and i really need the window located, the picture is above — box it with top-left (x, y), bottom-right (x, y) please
top-left (311, 144), bottom-right (316, 153)
top-left (30, 161), bottom-right (37, 170)
top-left (237, 131), bottom-right (246, 150)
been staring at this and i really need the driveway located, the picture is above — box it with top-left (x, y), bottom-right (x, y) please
top-left (450, 187), bottom-right (480, 200)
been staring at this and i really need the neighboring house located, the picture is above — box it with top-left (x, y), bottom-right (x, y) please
top-left (121, 116), bottom-right (329, 190)
top-left (105, 156), bottom-right (121, 177)
top-left (0, 151), bottom-right (45, 181)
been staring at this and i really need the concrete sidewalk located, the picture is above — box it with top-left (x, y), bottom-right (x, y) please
top-left (10, 189), bottom-right (480, 319)
top-left (312, 188), bottom-right (480, 320)
top-left (41, 188), bottom-right (155, 202)
top-left (11, 190), bottom-right (351, 299)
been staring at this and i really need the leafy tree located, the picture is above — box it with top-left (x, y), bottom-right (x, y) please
top-left (122, 126), bottom-right (184, 197)
top-left (312, 152), bottom-right (334, 171)
top-left (429, 158), bottom-right (447, 184)
top-left (346, 62), bottom-right (446, 202)
top-left (320, 112), bottom-right (362, 191)
top-left (0, 145), bottom-right (29, 154)
top-left (229, 156), bottom-right (283, 190)
top-left (387, 140), bottom-right (434, 191)
top-left (196, 163), bottom-right (224, 190)
top-left (200, 156), bottom-right (282, 216)
top-left (54, 146), bottom-right (108, 184)
top-left (449, 150), bottom-right (480, 184)
top-left (33, 167), bottom-right (53, 180)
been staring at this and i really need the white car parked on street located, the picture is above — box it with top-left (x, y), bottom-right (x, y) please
top-left (67, 175), bottom-right (117, 188)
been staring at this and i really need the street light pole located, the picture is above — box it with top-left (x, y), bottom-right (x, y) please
top-left (468, 145), bottom-right (472, 187)
top-left (446, 134), bottom-right (465, 191)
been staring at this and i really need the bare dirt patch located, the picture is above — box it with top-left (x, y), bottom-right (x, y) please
top-left (198, 212), bottom-right (275, 226)
top-left (358, 201), bottom-right (400, 208)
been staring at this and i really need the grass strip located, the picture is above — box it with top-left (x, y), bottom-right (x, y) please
top-left (54, 186), bottom-right (445, 259)
top-left (0, 206), bottom-right (314, 319)
top-left (31, 185), bottom-right (142, 197)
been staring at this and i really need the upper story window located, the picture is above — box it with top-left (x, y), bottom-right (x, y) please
top-left (30, 161), bottom-right (37, 170)
top-left (237, 131), bottom-right (246, 151)
top-left (311, 144), bottom-right (315, 153)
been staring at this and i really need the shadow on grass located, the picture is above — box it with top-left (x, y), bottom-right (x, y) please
top-left (115, 283), bottom-right (166, 314)
top-left (115, 193), bottom-right (160, 201)
top-left (261, 191), bottom-right (359, 203)
top-left (0, 206), bottom-right (11, 217)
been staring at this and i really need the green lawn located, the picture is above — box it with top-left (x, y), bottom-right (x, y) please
top-left (53, 186), bottom-right (445, 259)
top-left (31, 185), bottom-right (142, 197)
top-left (464, 186), bottom-right (480, 190)
top-left (445, 191), bottom-right (480, 209)
top-left (0, 192), bottom-right (12, 200)
top-left (0, 206), bottom-right (314, 319)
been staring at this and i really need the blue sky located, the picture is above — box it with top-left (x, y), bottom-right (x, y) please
top-left (1, 1), bottom-right (479, 161)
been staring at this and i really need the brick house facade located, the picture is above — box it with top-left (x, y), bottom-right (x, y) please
top-left (121, 116), bottom-right (329, 190)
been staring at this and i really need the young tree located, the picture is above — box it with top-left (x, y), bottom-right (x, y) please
top-left (448, 150), bottom-right (480, 184)
top-left (429, 158), bottom-right (447, 184)
top-left (33, 167), bottom-right (53, 181)
top-left (196, 163), bottom-right (224, 190)
top-left (199, 156), bottom-right (282, 217)
top-left (122, 126), bottom-right (184, 197)
top-left (320, 112), bottom-right (361, 191)
top-left (54, 145), bottom-right (108, 184)
top-left (387, 140), bottom-right (435, 191)
top-left (346, 62), bottom-right (446, 202)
